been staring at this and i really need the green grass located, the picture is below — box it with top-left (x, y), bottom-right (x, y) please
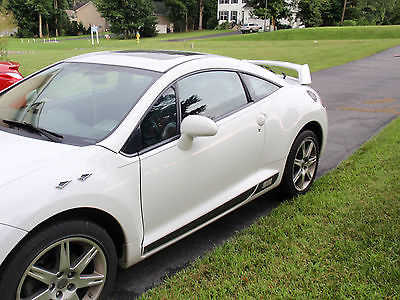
top-left (141, 116), bottom-right (400, 299)
top-left (5, 37), bottom-right (400, 76)
top-left (217, 25), bottom-right (400, 41)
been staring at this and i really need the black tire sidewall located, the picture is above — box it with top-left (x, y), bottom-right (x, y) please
top-left (281, 130), bottom-right (320, 197)
top-left (0, 219), bottom-right (117, 299)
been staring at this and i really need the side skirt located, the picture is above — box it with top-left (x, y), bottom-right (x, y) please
top-left (143, 173), bottom-right (278, 254)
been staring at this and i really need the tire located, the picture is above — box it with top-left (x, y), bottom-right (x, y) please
top-left (280, 130), bottom-right (320, 197)
top-left (249, 29), bottom-right (253, 33)
top-left (0, 219), bottom-right (117, 299)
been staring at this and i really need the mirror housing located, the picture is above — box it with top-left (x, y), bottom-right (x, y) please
top-left (178, 115), bottom-right (217, 150)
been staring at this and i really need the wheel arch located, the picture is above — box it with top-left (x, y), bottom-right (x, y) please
top-left (0, 207), bottom-right (126, 272)
top-left (299, 121), bottom-right (324, 152)
top-left (37, 208), bottom-right (126, 259)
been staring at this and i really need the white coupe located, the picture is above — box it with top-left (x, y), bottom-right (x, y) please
top-left (0, 50), bottom-right (327, 299)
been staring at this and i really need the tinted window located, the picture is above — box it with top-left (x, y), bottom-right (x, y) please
top-left (177, 71), bottom-right (248, 120)
top-left (242, 73), bottom-right (279, 101)
top-left (141, 87), bottom-right (177, 148)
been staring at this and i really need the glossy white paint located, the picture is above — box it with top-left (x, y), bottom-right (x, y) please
top-left (140, 102), bottom-right (265, 249)
top-left (178, 115), bottom-right (218, 150)
top-left (0, 224), bottom-right (27, 265)
top-left (0, 51), bottom-right (327, 273)
top-left (246, 60), bottom-right (312, 85)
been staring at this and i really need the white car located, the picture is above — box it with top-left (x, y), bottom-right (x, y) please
top-left (0, 51), bottom-right (327, 299)
top-left (240, 23), bottom-right (261, 33)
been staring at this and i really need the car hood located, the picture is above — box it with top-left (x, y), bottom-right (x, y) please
top-left (0, 130), bottom-right (80, 187)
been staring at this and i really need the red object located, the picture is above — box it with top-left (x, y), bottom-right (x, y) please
top-left (0, 61), bottom-right (23, 91)
top-left (394, 54), bottom-right (400, 57)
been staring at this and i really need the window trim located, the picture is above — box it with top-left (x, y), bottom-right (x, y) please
top-left (240, 72), bottom-right (281, 102)
top-left (120, 69), bottom-right (261, 157)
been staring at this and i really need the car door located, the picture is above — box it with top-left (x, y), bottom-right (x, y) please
top-left (138, 70), bottom-right (266, 254)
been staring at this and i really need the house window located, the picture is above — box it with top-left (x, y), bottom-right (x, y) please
top-left (219, 0), bottom-right (229, 4)
top-left (231, 11), bottom-right (238, 22)
top-left (242, 0), bottom-right (247, 3)
top-left (219, 11), bottom-right (228, 21)
top-left (231, 0), bottom-right (238, 3)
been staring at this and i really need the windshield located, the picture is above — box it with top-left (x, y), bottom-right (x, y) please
top-left (0, 62), bottom-right (160, 145)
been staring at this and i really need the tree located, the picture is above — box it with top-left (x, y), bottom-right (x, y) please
top-left (94, 0), bottom-right (156, 38)
top-left (165, 0), bottom-right (188, 31)
top-left (246, 0), bottom-right (290, 30)
top-left (296, 0), bottom-right (331, 27)
top-left (26, 0), bottom-right (52, 38)
top-left (198, 0), bottom-right (204, 30)
top-left (7, 0), bottom-right (37, 37)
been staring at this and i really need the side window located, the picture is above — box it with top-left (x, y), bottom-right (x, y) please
top-left (177, 71), bottom-right (248, 120)
top-left (141, 87), bottom-right (177, 148)
top-left (241, 73), bottom-right (279, 101)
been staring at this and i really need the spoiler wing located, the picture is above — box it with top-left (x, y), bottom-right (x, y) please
top-left (244, 60), bottom-right (312, 85)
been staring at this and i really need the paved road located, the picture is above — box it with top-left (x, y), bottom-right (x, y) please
top-left (110, 45), bottom-right (400, 298)
top-left (162, 30), bottom-right (241, 42)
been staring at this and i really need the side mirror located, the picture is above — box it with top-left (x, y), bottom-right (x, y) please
top-left (178, 115), bottom-right (217, 150)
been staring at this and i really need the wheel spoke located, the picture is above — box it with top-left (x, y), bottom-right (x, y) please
top-left (299, 171), bottom-right (306, 189)
top-left (306, 156), bottom-right (317, 168)
top-left (69, 293), bottom-right (80, 300)
top-left (305, 142), bottom-right (314, 158)
top-left (71, 246), bottom-right (98, 274)
top-left (59, 240), bottom-right (71, 272)
top-left (301, 142), bottom-right (307, 158)
top-left (32, 289), bottom-right (51, 300)
top-left (28, 265), bottom-right (56, 285)
top-left (306, 169), bottom-right (314, 181)
top-left (294, 158), bottom-right (303, 167)
top-left (293, 169), bottom-right (302, 184)
top-left (75, 272), bottom-right (105, 288)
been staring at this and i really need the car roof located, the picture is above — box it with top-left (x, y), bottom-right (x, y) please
top-left (65, 50), bottom-right (218, 73)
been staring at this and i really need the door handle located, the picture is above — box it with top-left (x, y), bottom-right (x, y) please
top-left (256, 113), bottom-right (266, 126)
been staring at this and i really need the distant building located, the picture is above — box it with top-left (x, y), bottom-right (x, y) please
top-left (154, 0), bottom-right (174, 33)
top-left (66, 1), bottom-right (108, 32)
top-left (217, 0), bottom-right (302, 30)
top-left (66, 0), bottom-right (173, 34)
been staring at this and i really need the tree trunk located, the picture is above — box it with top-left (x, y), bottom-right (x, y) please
top-left (46, 21), bottom-right (49, 37)
top-left (39, 12), bottom-right (43, 38)
top-left (198, 0), bottom-right (204, 30)
top-left (341, 0), bottom-right (348, 25)
top-left (185, 13), bottom-right (188, 32)
top-left (54, 0), bottom-right (59, 37)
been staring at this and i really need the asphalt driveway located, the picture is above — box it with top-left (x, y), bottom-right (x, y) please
top-left (110, 45), bottom-right (400, 298)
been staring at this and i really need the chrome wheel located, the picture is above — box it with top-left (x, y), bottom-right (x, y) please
top-left (16, 237), bottom-right (107, 300)
top-left (292, 137), bottom-right (318, 192)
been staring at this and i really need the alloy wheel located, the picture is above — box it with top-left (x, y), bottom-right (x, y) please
top-left (292, 137), bottom-right (318, 191)
top-left (16, 237), bottom-right (107, 300)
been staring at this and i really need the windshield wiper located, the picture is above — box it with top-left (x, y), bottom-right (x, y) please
top-left (2, 119), bottom-right (64, 142)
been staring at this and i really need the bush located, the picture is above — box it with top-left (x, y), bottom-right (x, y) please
top-left (215, 21), bottom-right (231, 30)
top-left (342, 20), bottom-right (357, 26)
top-left (139, 16), bottom-right (157, 37)
top-left (65, 21), bottom-right (89, 36)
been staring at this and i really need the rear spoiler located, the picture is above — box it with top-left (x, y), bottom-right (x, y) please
top-left (245, 60), bottom-right (312, 85)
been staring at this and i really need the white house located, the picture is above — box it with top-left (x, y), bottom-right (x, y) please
top-left (217, 0), bottom-right (267, 29)
top-left (217, 0), bottom-right (302, 30)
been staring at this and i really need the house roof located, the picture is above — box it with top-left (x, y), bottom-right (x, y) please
top-left (73, 1), bottom-right (90, 11)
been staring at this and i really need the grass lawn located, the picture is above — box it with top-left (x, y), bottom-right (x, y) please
top-left (4, 26), bottom-right (400, 76)
top-left (141, 116), bottom-right (400, 299)
top-left (218, 25), bottom-right (400, 41)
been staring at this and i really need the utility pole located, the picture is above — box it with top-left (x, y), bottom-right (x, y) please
top-left (263, 0), bottom-right (268, 32)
